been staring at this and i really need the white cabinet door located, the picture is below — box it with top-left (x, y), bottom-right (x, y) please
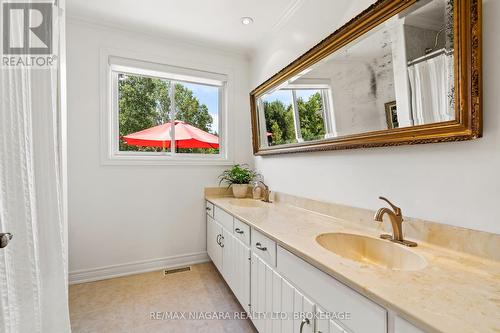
top-left (208, 213), bottom-right (251, 314)
top-left (282, 275), bottom-right (314, 333)
top-left (225, 232), bottom-right (251, 313)
top-left (207, 216), bottom-right (223, 272)
top-left (251, 253), bottom-right (315, 333)
top-left (272, 271), bottom-right (283, 333)
top-left (221, 227), bottom-right (234, 283)
top-left (281, 278), bottom-right (295, 333)
top-left (251, 252), bottom-right (267, 332)
top-left (292, 289), bottom-right (314, 333)
top-left (252, 252), bottom-right (281, 332)
top-left (232, 236), bottom-right (250, 312)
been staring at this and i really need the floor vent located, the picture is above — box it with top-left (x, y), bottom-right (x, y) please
top-left (163, 266), bottom-right (191, 275)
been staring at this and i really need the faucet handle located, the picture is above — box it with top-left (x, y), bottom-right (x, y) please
top-left (379, 196), bottom-right (401, 216)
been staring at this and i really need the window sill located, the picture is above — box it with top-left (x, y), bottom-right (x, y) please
top-left (101, 154), bottom-right (234, 166)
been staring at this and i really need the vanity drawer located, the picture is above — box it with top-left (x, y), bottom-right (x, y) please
top-left (233, 218), bottom-right (250, 245)
top-left (214, 206), bottom-right (233, 231)
top-left (251, 229), bottom-right (276, 267)
top-left (277, 246), bottom-right (387, 333)
top-left (205, 201), bottom-right (214, 218)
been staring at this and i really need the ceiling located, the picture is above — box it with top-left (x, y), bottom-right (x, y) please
top-left (66, 0), bottom-right (304, 54)
top-left (403, 0), bottom-right (447, 30)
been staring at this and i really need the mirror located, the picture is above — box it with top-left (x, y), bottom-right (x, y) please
top-left (250, 0), bottom-right (482, 155)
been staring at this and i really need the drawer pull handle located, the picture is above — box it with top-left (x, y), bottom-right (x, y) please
top-left (220, 236), bottom-right (224, 248)
top-left (206, 207), bottom-right (212, 211)
top-left (299, 318), bottom-right (310, 333)
top-left (255, 242), bottom-right (267, 251)
top-left (216, 234), bottom-right (221, 246)
top-left (235, 228), bottom-right (244, 234)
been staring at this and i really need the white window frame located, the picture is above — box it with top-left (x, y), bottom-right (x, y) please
top-left (100, 48), bottom-right (234, 165)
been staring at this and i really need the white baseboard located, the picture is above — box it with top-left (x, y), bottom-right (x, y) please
top-left (69, 251), bottom-right (210, 284)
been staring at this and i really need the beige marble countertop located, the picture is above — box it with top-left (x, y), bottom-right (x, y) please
top-left (206, 195), bottom-right (500, 333)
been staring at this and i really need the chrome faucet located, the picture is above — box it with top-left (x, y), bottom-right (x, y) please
top-left (374, 197), bottom-right (417, 247)
top-left (255, 180), bottom-right (272, 203)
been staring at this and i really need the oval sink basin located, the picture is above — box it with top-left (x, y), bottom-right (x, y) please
top-left (229, 199), bottom-right (266, 208)
top-left (316, 233), bottom-right (427, 271)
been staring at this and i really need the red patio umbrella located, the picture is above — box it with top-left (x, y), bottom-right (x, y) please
top-left (122, 120), bottom-right (219, 149)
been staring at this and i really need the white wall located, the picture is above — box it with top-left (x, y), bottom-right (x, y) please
top-left (250, 0), bottom-right (500, 235)
top-left (67, 19), bottom-right (253, 277)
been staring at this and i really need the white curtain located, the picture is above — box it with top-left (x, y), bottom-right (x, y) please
top-left (0, 1), bottom-right (71, 332)
top-left (408, 53), bottom-right (454, 125)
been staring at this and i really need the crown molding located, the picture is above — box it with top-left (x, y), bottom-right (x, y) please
top-left (66, 15), bottom-right (252, 60)
top-left (271, 0), bottom-right (307, 34)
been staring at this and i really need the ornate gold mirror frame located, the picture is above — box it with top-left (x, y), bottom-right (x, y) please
top-left (250, 0), bottom-right (482, 155)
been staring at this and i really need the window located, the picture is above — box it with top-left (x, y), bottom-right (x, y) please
top-left (259, 84), bottom-right (335, 147)
top-left (102, 54), bottom-right (230, 165)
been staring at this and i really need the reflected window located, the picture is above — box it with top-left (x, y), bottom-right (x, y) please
top-left (259, 86), bottom-right (334, 147)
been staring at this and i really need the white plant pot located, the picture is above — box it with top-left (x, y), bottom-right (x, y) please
top-left (232, 184), bottom-right (249, 198)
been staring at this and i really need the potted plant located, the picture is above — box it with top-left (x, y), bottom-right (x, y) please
top-left (219, 164), bottom-right (259, 198)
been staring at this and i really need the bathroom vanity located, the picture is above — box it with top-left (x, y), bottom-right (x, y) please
top-left (205, 192), bottom-right (500, 333)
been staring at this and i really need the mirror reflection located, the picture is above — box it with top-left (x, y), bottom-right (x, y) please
top-left (256, 0), bottom-right (455, 148)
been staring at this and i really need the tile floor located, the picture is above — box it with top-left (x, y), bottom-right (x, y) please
top-left (69, 262), bottom-right (258, 333)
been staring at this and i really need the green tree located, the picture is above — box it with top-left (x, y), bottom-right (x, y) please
top-left (173, 83), bottom-right (213, 133)
top-left (297, 92), bottom-right (326, 141)
top-left (263, 100), bottom-right (296, 146)
top-left (270, 122), bottom-right (283, 144)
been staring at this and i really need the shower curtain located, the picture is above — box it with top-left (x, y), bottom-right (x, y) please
top-left (0, 1), bottom-right (71, 332)
top-left (408, 53), bottom-right (454, 125)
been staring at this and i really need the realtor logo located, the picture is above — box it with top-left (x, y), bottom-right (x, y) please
top-left (2, 1), bottom-right (55, 67)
